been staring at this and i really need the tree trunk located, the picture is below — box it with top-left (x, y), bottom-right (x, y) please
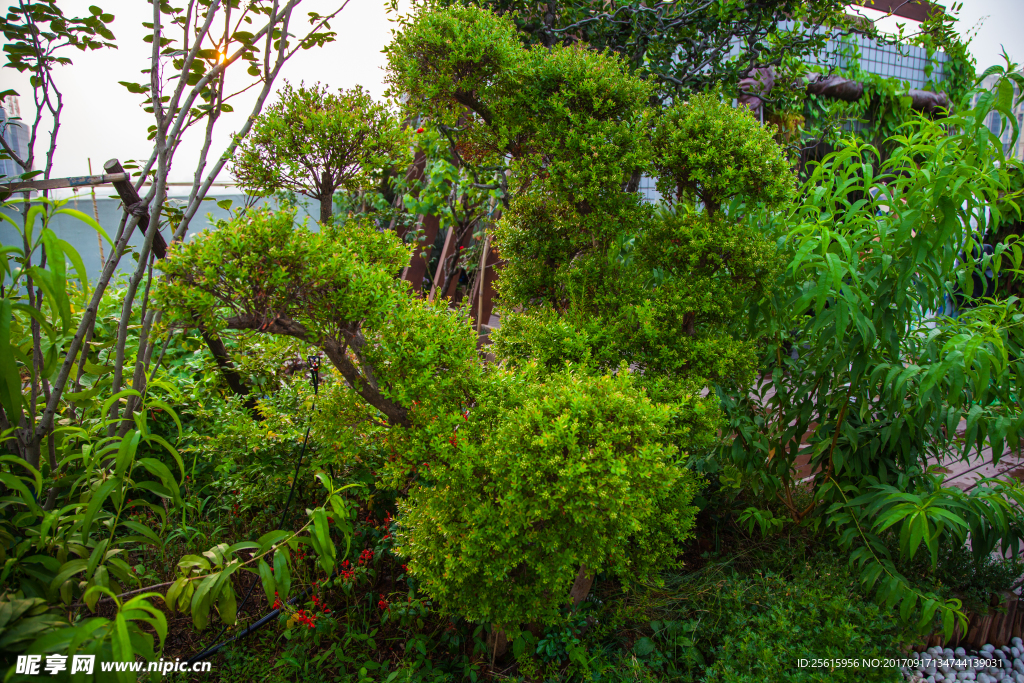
top-left (199, 328), bottom-right (262, 420)
top-left (486, 626), bottom-right (508, 662)
top-left (319, 185), bottom-right (335, 224)
top-left (569, 564), bottom-right (595, 608)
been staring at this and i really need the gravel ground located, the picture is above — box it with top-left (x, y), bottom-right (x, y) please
top-left (904, 638), bottom-right (1024, 683)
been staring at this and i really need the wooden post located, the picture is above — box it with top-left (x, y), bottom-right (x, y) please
top-left (402, 214), bottom-right (439, 293)
top-left (445, 227), bottom-right (475, 302)
top-left (103, 158), bottom-right (167, 259)
top-left (427, 226), bottom-right (456, 303)
top-left (88, 158), bottom-right (106, 269)
top-left (474, 234), bottom-right (490, 333)
top-left (471, 243), bottom-right (501, 342)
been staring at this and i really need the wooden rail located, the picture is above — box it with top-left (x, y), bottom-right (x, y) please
top-left (0, 173), bottom-right (128, 193)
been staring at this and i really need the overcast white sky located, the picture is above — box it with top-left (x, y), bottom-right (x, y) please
top-left (1, 0), bottom-right (1021, 196)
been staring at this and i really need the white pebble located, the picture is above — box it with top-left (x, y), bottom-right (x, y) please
top-left (984, 645), bottom-right (996, 654)
top-left (1014, 648), bottom-right (1021, 659)
top-left (960, 647), bottom-right (971, 656)
top-left (1013, 638), bottom-right (1023, 650)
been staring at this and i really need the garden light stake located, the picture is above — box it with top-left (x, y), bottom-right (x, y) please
top-left (185, 354), bottom-right (322, 665)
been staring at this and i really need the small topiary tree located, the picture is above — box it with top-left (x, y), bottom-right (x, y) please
top-left (383, 3), bottom-right (792, 630)
top-left (232, 82), bottom-right (403, 224)
top-left (159, 2), bottom-right (795, 642)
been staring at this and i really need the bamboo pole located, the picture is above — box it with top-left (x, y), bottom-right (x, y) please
top-left (88, 158), bottom-right (106, 270)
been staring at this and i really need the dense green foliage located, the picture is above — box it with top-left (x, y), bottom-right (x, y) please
top-left (5, 2), bottom-right (1024, 681)
top-left (722, 63), bottom-right (1024, 635)
top-left (395, 367), bottom-right (701, 631)
top-left (428, 0), bottom-right (851, 103)
top-left (701, 564), bottom-right (907, 682)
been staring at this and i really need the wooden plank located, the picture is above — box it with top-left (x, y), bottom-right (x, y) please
top-left (991, 593), bottom-right (1018, 647)
top-left (851, 0), bottom-right (943, 22)
top-left (0, 172), bottom-right (128, 193)
top-left (966, 611), bottom-right (994, 649)
top-left (104, 158), bottom-right (167, 259)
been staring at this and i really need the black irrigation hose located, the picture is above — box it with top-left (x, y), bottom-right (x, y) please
top-left (185, 582), bottom-right (314, 663)
top-left (185, 355), bottom-right (321, 666)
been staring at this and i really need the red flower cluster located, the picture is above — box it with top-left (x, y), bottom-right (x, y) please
top-left (358, 549), bottom-right (374, 565)
top-left (378, 593), bottom-right (389, 611)
top-left (415, 127), bottom-right (425, 133)
top-left (294, 609), bottom-right (317, 629)
top-left (272, 592), bottom-right (282, 610)
top-left (401, 564), bottom-right (408, 573)
top-left (339, 560), bottom-right (355, 581)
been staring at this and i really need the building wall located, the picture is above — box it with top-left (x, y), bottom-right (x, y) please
top-left (0, 100), bottom-right (29, 179)
top-left (0, 194), bottom-right (324, 281)
top-left (802, 29), bottom-right (949, 88)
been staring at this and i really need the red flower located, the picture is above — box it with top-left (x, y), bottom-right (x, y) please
top-left (416, 127), bottom-right (425, 133)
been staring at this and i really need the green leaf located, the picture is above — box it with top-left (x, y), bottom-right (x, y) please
top-left (218, 582), bottom-right (237, 626)
top-left (273, 548), bottom-right (291, 599)
top-left (258, 559), bottom-right (276, 607)
top-left (164, 577), bottom-right (188, 613)
top-left (137, 457), bottom-right (182, 506)
top-left (634, 637), bottom-right (655, 657)
top-left (49, 559), bottom-right (89, 595)
top-left (80, 479), bottom-right (118, 542)
top-left (0, 300), bottom-right (26, 426)
top-left (189, 572), bottom-right (220, 630)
